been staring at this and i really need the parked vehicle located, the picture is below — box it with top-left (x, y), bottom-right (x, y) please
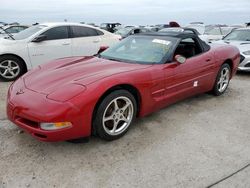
top-left (0, 22), bottom-right (7, 26)
top-left (155, 24), bottom-right (170, 28)
top-left (114, 27), bottom-right (150, 39)
top-left (9, 22), bottom-right (20, 26)
top-left (186, 23), bottom-right (205, 34)
top-left (0, 22), bottom-right (120, 81)
top-left (199, 26), bottom-right (236, 43)
top-left (7, 32), bottom-right (239, 142)
top-left (144, 26), bottom-right (161, 32)
top-left (159, 27), bottom-right (200, 35)
top-left (100, 23), bottom-right (121, 33)
top-left (0, 25), bottom-right (29, 38)
top-left (213, 28), bottom-right (250, 71)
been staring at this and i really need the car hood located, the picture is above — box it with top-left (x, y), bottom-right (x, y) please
top-left (214, 40), bottom-right (250, 52)
top-left (24, 56), bottom-right (152, 94)
top-left (0, 37), bottom-right (25, 45)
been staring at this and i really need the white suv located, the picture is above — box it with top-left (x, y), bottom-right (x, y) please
top-left (0, 22), bottom-right (120, 81)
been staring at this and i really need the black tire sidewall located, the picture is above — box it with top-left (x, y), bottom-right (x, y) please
top-left (0, 55), bottom-right (25, 81)
top-left (93, 89), bottom-right (137, 141)
top-left (213, 63), bottom-right (231, 96)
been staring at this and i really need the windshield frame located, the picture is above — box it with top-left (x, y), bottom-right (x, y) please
top-left (99, 35), bottom-right (178, 65)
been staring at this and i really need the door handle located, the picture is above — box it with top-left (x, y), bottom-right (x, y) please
top-left (62, 43), bottom-right (70, 46)
top-left (205, 58), bottom-right (211, 62)
top-left (93, 39), bottom-right (100, 43)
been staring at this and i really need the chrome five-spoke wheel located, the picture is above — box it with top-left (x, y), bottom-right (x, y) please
top-left (103, 96), bottom-right (134, 136)
top-left (217, 66), bottom-right (230, 93)
top-left (212, 63), bottom-right (231, 96)
top-left (0, 55), bottom-right (25, 81)
top-left (0, 60), bottom-right (20, 79)
top-left (93, 90), bottom-right (137, 141)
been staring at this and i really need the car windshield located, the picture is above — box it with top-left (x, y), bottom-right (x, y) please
top-left (100, 23), bottom-right (107, 27)
top-left (114, 28), bottom-right (131, 36)
top-left (221, 27), bottom-right (234, 35)
top-left (100, 36), bottom-right (176, 64)
top-left (12, 25), bottom-right (47, 40)
top-left (204, 26), bottom-right (221, 35)
top-left (223, 30), bottom-right (250, 41)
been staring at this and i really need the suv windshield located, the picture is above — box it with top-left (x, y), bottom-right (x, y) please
top-left (100, 36), bottom-right (176, 64)
top-left (114, 28), bottom-right (131, 36)
top-left (13, 25), bottom-right (47, 40)
top-left (223, 30), bottom-right (250, 41)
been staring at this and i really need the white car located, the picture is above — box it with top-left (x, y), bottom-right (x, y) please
top-left (0, 25), bottom-right (29, 39)
top-left (213, 28), bottom-right (250, 71)
top-left (186, 23), bottom-right (205, 35)
top-left (186, 24), bottom-right (237, 43)
top-left (0, 22), bottom-right (120, 81)
top-left (199, 26), bottom-right (236, 43)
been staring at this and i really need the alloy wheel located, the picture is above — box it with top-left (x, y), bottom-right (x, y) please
top-left (217, 67), bottom-right (230, 93)
top-left (0, 60), bottom-right (20, 79)
top-left (102, 96), bottom-right (134, 136)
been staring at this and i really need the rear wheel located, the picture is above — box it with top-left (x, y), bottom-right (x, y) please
top-left (0, 55), bottom-right (26, 81)
top-left (212, 63), bottom-right (231, 96)
top-left (93, 90), bottom-right (137, 141)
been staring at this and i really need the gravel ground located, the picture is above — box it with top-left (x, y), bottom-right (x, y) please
top-left (0, 73), bottom-right (249, 188)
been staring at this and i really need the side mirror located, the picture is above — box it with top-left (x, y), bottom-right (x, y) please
top-left (175, 55), bottom-right (186, 64)
top-left (32, 35), bottom-right (47, 42)
top-left (97, 46), bottom-right (109, 54)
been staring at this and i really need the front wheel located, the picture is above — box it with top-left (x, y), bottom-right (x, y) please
top-left (93, 90), bottom-right (137, 141)
top-left (0, 55), bottom-right (26, 81)
top-left (212, 63), bottom-right (231, 96)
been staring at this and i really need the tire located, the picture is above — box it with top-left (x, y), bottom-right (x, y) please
top-left (93, 90), bottom-right (137, 141)
top-left (0, 55), bottom-right (26, 81)
top-left (212, 63), bottom-right (231, 96)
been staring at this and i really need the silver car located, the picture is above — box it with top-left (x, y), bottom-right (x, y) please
top-left (215, 28), bottom-right (250, 71)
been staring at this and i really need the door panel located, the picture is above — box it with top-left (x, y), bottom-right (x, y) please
top-left (70, 26), bottom-right (102, 56)
top-left (171, 52), bottom-right (215, 99)
top-left (28, 26), bottom-right (72, 67)
top-left (71, 36), bottom-right (100, 56)
top-left (28, 39), bottom-right (72, 67)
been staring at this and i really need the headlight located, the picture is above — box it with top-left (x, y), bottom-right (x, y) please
top-left (47, 83), bottom-right (86, 102)
top-left (243, 50), bottom-right (250, 55)
top-left (40, 122), bottom-right (72, 130)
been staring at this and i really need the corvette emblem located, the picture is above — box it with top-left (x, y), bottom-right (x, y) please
top-left (16, 89), bottom-right (24, 95)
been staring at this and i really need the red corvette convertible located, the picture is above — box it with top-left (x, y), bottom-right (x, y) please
top-left (7, 32), bottom-right (240, 142)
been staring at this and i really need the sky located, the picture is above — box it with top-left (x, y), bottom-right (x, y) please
top-left (1, 0), bottom-right (250, 26)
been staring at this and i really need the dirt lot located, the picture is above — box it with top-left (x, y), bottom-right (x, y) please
top-left (0, 73), bottom-right (249, 188)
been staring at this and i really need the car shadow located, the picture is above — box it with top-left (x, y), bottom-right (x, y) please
top-left (236, 71), bottom-right (250, 77)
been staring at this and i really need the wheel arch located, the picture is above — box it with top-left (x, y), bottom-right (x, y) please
top-left (223, 59), bottom-right (233, 78)
top-left (91, 84), bottom-right (142, 135)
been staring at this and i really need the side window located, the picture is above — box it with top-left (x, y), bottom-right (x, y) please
top-left (71, 26), bottom-right (103, 38)
top-left (174, 38), bottom-right (202, 59)
top-left (41, 26), bottom-right (69, 40)
top-left (96, 29), bottom-right (104, 36)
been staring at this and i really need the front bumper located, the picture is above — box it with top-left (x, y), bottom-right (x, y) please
top-left (238, 54), bottom-right (250, 71)
top-left (7, 79), bottom-right (90, 142)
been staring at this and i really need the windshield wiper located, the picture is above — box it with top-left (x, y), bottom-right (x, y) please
top-left (96, 54), bottom-right (121, 62)
top-left (0, 26), bottom-right (15, 40)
